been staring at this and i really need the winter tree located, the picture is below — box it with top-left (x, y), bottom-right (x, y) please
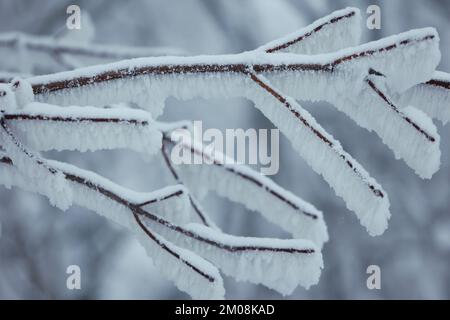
top-left (0, 7), bottom-right (448, 299)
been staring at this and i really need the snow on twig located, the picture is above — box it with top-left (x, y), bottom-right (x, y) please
top-left (399, 71), bottom-right (450, 125)
top-left (244, 70), bottom-right (390, 236)
top-left (161, 126), bottom-right (328, 247)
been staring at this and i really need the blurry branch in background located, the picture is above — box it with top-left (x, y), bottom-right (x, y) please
top-left (0, 31), bottom-right (186, 72)
top-left (0, 6), bottom-right (449, 299)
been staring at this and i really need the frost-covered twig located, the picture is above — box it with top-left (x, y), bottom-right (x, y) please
top-left (4, 103), bottom-right (162, 155)
top-left (361, 73), bottom-right (440, 178)
top-left (258, 7), bottom-right (361, 54)
top-left (0, 32), bottom-right (185, 72)
top-left (399, 71), bottom-right (450, 125)
top-left (28, 28), bottom-right (438, 113)
top-left (161, 128), bottom-right (328, 247)
top-left (0, 118), bottom-right (73, 209)
top-left (160, 140), bottom-right (216, 228)
top-left (0, 135), bottom-right (323, 297)
top-left (245, 70), bottom-right (390, 236)
top-left (262, 18), bottom-right (441, 178)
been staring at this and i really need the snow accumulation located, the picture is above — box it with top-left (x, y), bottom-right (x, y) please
top-left (0, 155), bottom-right (225, 299)
top-left (5, 103), bottom-right (162, 155)
top-left (258, 7), bottom-right (361, 54)
top-left (1, 5), bottom-right (447, 299)
top-left (0, 152), bottom-right (323, 298)
top-left (335, 76), bottom-right (441, 179)
top-left (245, 73), bottom-right (390, 236)
top-left (0, 121), bottom-right (73, 210)
top-left (10, 77), bottom-right (34, 109)
top-left (166, 131), bottom-right (329, 247)
top-left (0, 84), bottom-right (17, 113)
top-left (399, 71), bottom-right (450, 125)
top-left (143, 219), bottom-right (323, 295)
top-left (29, 28), bottom-right (439, 115)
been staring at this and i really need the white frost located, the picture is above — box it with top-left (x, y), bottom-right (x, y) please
top-left (6, 103), bottom-right (162, 155)
top-left (258, 7), bottom-right (361, 54)
top-left (166, 133), bottom-right (329, 247)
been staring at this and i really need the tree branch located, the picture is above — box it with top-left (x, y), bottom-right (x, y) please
top-left (29, 29), bottom-right (436, 96)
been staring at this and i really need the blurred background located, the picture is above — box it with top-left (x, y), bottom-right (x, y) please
top-left (0, 0), bottom-right (448, 299)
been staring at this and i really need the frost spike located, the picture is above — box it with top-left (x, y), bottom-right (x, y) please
top-left (245, 70), bottom-right (390, 236)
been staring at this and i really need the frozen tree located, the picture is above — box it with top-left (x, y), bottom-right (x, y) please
top-left (0, 7), bottom-right (448, 299)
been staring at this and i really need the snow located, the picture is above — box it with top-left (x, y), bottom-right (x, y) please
top-left (398, 71), bottom-right (450, 125)
top-left (0, 31), bottom-right (186, 74)
top-left (266, 28), bottom-right (440, 103)
top-left (28, 29), bottom-right (440, 132)
top-left (257, 7), bottom-right (361, 54)
top-left (0, 148), bottom-right (322, 296)
top-left (144, 220), bottom-right (323, 295)
top-left (166, 132), bottom-right (329, 247)
top-left (0, 84), bottom-right (17, 113)
top-left (0, 156), bottom-right (225, 299)
top-left (5, 103), bottom-right (162, 155)
top-left (334, 75), bottom-right (441, 179)
top-left (245, 73), bottom-right (391, 236)
top-left (10, 78), bottom-right (34, 109)
top-left (0, 121), bottom-right (73, 210)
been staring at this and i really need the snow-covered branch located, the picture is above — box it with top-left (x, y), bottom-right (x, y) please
top-left (161, 127), bottom-right (328, 247)
top-left (1, 6), bottom-right (448, 299)
top-left (244, 70), bottom-right (390, 236)
top-left (0, 32), bottom-right (185, 73)
top-left (4, 103), bottom-right (162, 155)
top-left (29, 28), bottom-right (438, 115)
top-left (399, 71), bottom-right (450, 125)
top-left (258, 7), bottom-right (361, 54)
top-left (361, 74), bottom-right (440, 178)
top-left (0, 130), bottom-right (323, 297)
